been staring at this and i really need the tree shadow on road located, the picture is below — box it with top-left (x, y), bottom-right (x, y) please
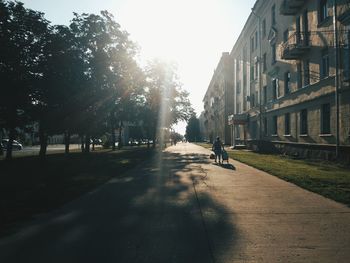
top-left (0, 150), bottom-right (240, 263)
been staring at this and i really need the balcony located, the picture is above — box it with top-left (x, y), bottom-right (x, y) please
top-left (338, 5), bottom-right (350, 25)
top-left (228, 114), bottom-right (248, 125)
top-left (280, 31), bottom-right (311, 60)
top-left (280, 0), bottom-right (305, 15)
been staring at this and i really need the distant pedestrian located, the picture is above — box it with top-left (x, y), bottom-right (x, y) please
top-left (212, 136), bottom-right (224, 164)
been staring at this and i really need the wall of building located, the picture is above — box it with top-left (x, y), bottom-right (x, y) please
top-left (225, 0), bottom-right (350, 161)
top-left (202, 52), bottom-right (234, 144)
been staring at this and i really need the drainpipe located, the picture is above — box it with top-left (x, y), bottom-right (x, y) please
top-left (333, 0), bottom-right (340, 159)
top-left (252, 8), bottom-right (263, 149)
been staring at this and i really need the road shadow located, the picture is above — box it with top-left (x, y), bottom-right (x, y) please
top-left (0, 149), bottom-right (239, 263)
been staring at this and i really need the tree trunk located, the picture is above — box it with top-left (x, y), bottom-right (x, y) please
top-left (5, 126), bottom-right (15, 160)
top-left (64, 131), bottom-right (70, 154)
top-left (85, 135), bottom-right (90, 153)
top-left (80, 135), bottom-right (85, 152)
top-left (112, 122), bottom-right (116, 151)
top-left (152, 135), bottom-right (156, 148)
top-left (118, 121), bottom-right (123, 150)
top-left (39, 124), bottom-right (48, 159)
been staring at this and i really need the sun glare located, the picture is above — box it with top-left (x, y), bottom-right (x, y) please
top-left (119, 0), bottom-right (232, 76)
top-left (118, 0), bottom-right (235, 134)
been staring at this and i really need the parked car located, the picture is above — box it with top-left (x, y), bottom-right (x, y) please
top-left (1, 139), bottom-right (23, 150)
top-left (89, 139), bottom-right (102, 145)
top-left (93, 139), bottom-right (102, 145)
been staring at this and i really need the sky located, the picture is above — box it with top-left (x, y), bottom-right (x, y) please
top-left (20, 0), bottom-right (256, 134)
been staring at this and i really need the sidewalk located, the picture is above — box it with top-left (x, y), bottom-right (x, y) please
top-left (178, 143), bottom-right (350, 262)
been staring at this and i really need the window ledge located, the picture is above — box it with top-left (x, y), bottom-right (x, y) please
top-left (299, 134), bottom-right (308, 137)
top-left (283, 134), bottom-right (292, 137)
top-left (319, 134), bottom-right (332, 137)
top-left (271, 134), bottom-right (278, 137)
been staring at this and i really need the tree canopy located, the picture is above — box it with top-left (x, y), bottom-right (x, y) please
top-left (186, 114), bottom-right (202, 142)
top-left (0, 0), bottom-right (193, 159)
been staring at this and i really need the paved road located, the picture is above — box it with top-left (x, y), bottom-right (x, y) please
top-left (0, 143), bottom-right (349, 262)
top-left (1, 144), bottom-right (101, 158)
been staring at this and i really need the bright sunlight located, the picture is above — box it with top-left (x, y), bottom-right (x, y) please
top-left (119, 0), bottom-right (236, 117)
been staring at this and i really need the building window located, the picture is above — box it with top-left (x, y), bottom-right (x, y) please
top-left (285, 113), bottom-right (290, 135)
top-left (319, 0), bottom-right (329, 23)
top-left (271, 4), bottom-right (276, 25)
top-left (321, 103), bottom-right (331, 134)
top-left (321, 49), bottom-right (329, 78)
top-left (251, 121), bottom-right (257, 139)
top-left (272, 78), bottom-right (278, 99)
top-left (235, 125), bottom-right (240, 139)
top-left (264, 117), bottom-right (268, 136)
top-left (271, 43), bottom-right (276, 64)
top-left (236, 80), bottom-right (241, 94)
top-left (262, 19), bottom-right (266, 38)
top-left (263, 85), bottom-right (267, 105)
top-left (263, 53), bottom-right (267, 72)
top-left (250, 93), bottom-right (255, 108)
top-left (250, 65), bottom-right (254, 81)
top-left (304, 59), bottom-right (310, 86)
top-left (272, 115), bottom-right (278, 135)
top-left (251, 36), bottom-right (255, 52)
top-left (243, 73), bottom-right (247, 91)
top-left (255, 61), bottom-right (259, 79)
top-left (284, 71), bottom-right (291, 95)
top-left (236, 102), bottom-right (241, 114)
top-left (255, 31), bottom-right (258, 50)
top-left (283, 29), bottom-right (289, 43)
top-left (300, 109), bottom-right (308, 135)
top-left (297, 63), bottom-right (302, 89)
top-left (344, 31), bottom-right (350, 81)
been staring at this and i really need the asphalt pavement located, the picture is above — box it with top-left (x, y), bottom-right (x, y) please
top-left (0, 142), bottom-right (349, 262)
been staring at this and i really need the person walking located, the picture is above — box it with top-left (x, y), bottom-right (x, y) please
top-left (212, 136), bottom-right (224, 164)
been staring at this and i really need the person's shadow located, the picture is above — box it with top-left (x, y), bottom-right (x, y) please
top-left (220, 162), bottom-right (236, 170)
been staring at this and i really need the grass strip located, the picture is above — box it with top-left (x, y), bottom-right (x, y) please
top-left (196, 143), bottom-right (350, 206)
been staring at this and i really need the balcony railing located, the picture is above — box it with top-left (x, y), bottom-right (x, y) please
top-left (338, 3), bottom-right (350, 25)
top-left (280, 0), bottom-right (305, 15)
top-left (280, 31), bottom-right (311, 60)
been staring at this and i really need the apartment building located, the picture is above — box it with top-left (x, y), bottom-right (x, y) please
top-left (204, 0), bottom-right (350, 161)
top-left (203, 52), bottom-right (234, 144)
top-left (232, 0), bottom-right (350, 160)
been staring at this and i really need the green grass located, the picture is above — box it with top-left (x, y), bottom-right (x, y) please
top-left (0, 147), bottom-right (155, 235)
top-left (196, 143), bottom-right (350, 206)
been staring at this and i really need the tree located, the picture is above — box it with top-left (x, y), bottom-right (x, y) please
top-left (0, 0), bottom-right (50, 159)
top-left (32, 24), bottom-right (88, 157)
top-left (186, 114), bottom-right (201, 142)
top-left (69, 11), bottom-right (141, 152)
top-left (143, 59), bottom-right (193, 147)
